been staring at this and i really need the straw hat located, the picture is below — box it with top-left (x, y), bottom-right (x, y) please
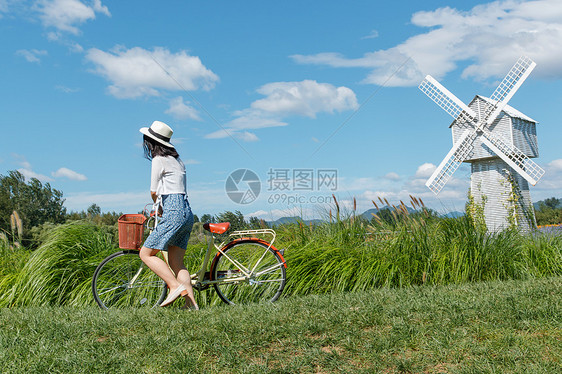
top-left (139, 121), bottom-right (174, 148)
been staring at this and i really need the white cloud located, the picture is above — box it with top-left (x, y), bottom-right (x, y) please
top-left (52, 167), bottom-right (87, 181)
top-left (205, 115), bottom-right (287, 141)
top-left (251, 80), bottom-right (358, 118)
top-left (85, 46), bottom-right (219, 99)
top-left (415, 163), bottom-right (436, 178)
top-left (206, 80), bottom-right (357, 141)
top-left (35, 0), bottom-right (110, 36)
top-left (16, 49), bottom-right (47, 63)
top-left (292, 0), bottom-right (562, 86)
top-left (247, 207), bottom-right (316, 221)
top-left (236, 131), bottom-right (260, 142)
top-left (11, 154), bottom-right (53, 182)
top-left (11, 155), bottom-right (88, 183)
top-left (0, 0), bottom-right (8, 14)
top-left (361, 30), bottom-right (379, 40)
top-left (18, 168), bottom-right (53, 182)
top-left (384, 172), bottom-right (401, 181)
top-left (55, 85), bottom-right (80, 93)
top-left (64, 191), bottom-right (147, 212)
top-left (69, 42), bottom-right (84, 53)
top-left (183, 159), bottom-right (200, 165)
top-left (334, 161), bottom-right (471, 214)
top-left (532, 158), bottom-right (562, 193)
top-left (165, 97), bottom-right (201, 121)
top-left (546, 158), bottom-right (562, 171)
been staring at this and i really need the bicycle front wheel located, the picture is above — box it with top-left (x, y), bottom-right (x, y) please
top-left (211, 240), bottom-right (286, 305)
top-left (92, 250), bottom-right (167, 309)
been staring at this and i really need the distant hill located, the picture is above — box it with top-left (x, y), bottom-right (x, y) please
top-left (266, 216), bottom-right (323, 226)
top-left (443, 211), bottom-right (464, 218)
top-left (266, 207), bottom-right (463, 225)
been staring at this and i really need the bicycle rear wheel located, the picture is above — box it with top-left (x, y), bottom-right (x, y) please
top-left (92, 250), bottom-right (167, 309)
top-left (211, 240), bottom-right (286, 305)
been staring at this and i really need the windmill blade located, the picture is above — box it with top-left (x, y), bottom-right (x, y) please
top-left (426, 130), bottom-right (476, 194)
top-left (419, 75), bottom-right (477, 122)
top-left (484, 56), bottom-right (536, 126)
top-left (480, 130), bottom-right (545, 185)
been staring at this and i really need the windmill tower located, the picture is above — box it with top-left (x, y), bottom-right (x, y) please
top-left (419, 56), bottom-right (544, 232)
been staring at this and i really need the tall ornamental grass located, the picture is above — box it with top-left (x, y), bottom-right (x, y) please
top-left (281, 196), bottom-right (562, 296)
top-left (1, 198), bottom-right (562, 307)
top-left (0, 222), bottom-right (115, 307)
top-left (0, 233), bottom-right (31, 300)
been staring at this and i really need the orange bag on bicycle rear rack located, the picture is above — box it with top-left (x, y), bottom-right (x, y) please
top-left (118, 214), bottom-right (146, 249)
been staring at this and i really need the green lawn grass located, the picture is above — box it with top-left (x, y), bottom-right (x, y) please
top-left (1, 277), bottom-right (560, 373)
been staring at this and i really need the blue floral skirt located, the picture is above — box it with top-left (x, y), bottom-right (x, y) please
top-left (143, 194), bottom-right (194, 251)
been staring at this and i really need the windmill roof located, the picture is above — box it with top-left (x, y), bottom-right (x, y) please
top-left (475, 95), bottom-right (538, 123)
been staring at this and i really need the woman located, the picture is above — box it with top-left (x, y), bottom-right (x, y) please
top-left (138, 120), bottom-right (198, 309)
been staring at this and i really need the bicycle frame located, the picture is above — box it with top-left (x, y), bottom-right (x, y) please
top-left (148, 202), bottom-right (283, 289)
top-left (192, 228), bottom-right (278, 288)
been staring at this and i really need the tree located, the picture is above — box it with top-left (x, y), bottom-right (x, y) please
top-left (193, 214), bottom-right (200, 223)
top-left (535, 197), bottom-right (562, 226)
top-left (87, 204), bottom-right (101, 218)
top-left (200, 214), bottom-right (215, 224)
top-left (0, 170), bottom-right (66, 245)
top-left (248, 216), bottom-right (268, 229)
top-left (215, 210), bottom-right (247, 231)
top-left (544, 197), bottom-right (560, 210)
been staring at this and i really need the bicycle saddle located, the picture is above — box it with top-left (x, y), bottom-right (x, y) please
top-left (203, 222), bottom-right (231, 234)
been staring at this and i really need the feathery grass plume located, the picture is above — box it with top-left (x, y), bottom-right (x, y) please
top-left (399, 201), bottom-right (409, 216)
top-left (378, 196), bottom-right (385, 206)
top-left (409, 195), bottom-right (418, 209)
top-left (371, 213), bottom-right (382, 226)
top-left (419, 198), bottom-right (426, 207)
top-left (353, 197), bottom-right (357, 213)
top-left (384, 198), bottom-right (390, 206)
top-left (329, 209), bottom-right (332, 223)
top-left (372, 200), bottom-right (380, 211)
top-left (332, 194), bottom-right (340, 221)
top-left (10, 213), bottom-right (15, 240)
top-left (12, 211), bottom-right (23, 239)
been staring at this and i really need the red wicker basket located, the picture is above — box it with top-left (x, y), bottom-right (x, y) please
top-left (118, 214), bottom-right (146, 249)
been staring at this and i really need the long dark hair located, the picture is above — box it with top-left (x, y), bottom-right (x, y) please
top-left (143, 135), bottom-right (179, 160)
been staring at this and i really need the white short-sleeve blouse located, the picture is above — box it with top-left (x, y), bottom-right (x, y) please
top-left (150, 156), bottom-right (187, 196)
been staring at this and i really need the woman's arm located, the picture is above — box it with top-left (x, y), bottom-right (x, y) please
top-left (151, 191), bottom-right (162, 215)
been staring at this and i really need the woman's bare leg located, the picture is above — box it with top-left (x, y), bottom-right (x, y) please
top-left (168, 245), bottom-right (199, 310)
top-left (139, 246), bottom-right (180, 289)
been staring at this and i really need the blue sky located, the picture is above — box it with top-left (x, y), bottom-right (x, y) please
top-left (2, 0), bottom-right (562, 220)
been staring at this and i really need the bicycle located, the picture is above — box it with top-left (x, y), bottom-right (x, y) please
top-left (92, 204), bottom-right (287, 309)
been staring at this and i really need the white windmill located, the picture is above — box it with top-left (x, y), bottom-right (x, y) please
top-left (419, 56), bottom-right (544, 232)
